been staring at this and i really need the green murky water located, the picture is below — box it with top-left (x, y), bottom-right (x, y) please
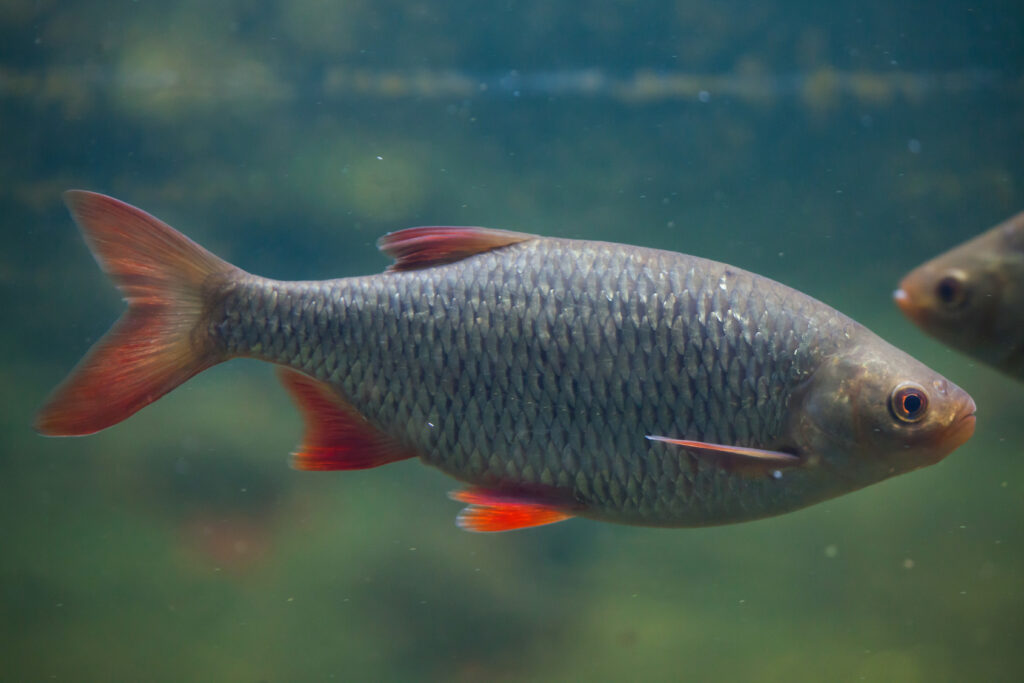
top-left (3, 2), bottom-right (1023, 680)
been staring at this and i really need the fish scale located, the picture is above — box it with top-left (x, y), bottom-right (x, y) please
top-left (212, 238), bottom-right (843, 524)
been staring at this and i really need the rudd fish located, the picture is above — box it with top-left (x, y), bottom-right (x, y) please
top-left (36, 191), bottom-right (977, 532)
top-left (896, 210), bottom-right (1024, 381)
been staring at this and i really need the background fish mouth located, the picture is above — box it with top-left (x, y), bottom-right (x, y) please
top-left (893, 286), bottom-right (921, 321)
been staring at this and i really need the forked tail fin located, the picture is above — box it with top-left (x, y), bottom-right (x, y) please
top-left (35, 191), bottom-right (243, 436)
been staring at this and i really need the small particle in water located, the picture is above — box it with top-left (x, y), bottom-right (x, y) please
top-left (908, 138), bottom-right (922, 154)
top-left (287, 597), bottom-right (294, 602)
top-left (771, 469), bottom-right (783, 479)
top-left (824, 544), bottom-right (839, 558)
top-left (427, 421), bottom-right (434, 428)
top-left (698, 90), bottom-right (711, 103)
top-left (376, 155), bottom-right (383, 160)
top-left (902, 558), bottom-right (915, 569)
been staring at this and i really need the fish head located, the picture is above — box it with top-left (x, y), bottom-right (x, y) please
top-left (894, 212), bottom-right (1024, 368)
top-left (787, 338), bottom-right (976, 485)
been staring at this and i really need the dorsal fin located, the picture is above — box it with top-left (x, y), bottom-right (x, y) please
top-left (377, 226), bottom-right (535, 271)
top-left (278, 368), bottom-right (415, 471)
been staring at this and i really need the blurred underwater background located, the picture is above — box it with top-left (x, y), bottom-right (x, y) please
top-left (2, 1), bottom-right (1023, 680)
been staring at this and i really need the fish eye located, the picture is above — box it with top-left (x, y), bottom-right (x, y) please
top-left (935, 271), bottom-right (969, 310)
top-left (889, 383), bottom-right (929, 423)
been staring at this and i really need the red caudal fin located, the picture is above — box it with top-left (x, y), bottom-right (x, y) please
top-left (278, 368), bottom-right (416, 471)
top-left (450, 488), bottom-right (575, 532)
top-left (377, 226), bottom-right (535, 271)
top-left (35, 191), bottom-right (241, 436)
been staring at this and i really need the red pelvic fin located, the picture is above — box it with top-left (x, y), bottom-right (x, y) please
top-left (35, 191), bottom-right (239, 436)
top-left (450, 488), bottom-right (574, 533)
top-left (377, 226), bottom-right (535, 271)
top-left (645, 435), bottom-right (801, 465)
top-left (278, 368), bottom-right (415, 471)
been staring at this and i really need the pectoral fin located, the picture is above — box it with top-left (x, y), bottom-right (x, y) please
top-left (645, 435), bottom-right (800, 465)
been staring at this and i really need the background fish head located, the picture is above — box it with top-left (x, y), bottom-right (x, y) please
top-left (786, 336), bottom-right (976, 489)
top-left (895, 212), bottom-right (1024, 369)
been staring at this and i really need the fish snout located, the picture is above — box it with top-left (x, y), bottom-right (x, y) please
top-left (931, 392), bottom-right (977, 462)
top-left (946, 405), bottom-right (977, 452)
top-left (893, 283), bottom-right (923, 322)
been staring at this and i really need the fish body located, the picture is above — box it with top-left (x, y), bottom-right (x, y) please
top-left (896, 211), bottom-right (1024, 380)
top-left (37, 192), bottom-right (977, 531)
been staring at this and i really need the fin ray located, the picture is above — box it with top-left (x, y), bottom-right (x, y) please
top-left (278, 368), bottom-right (415, 470)
top-left (35, 191), bottom-right (237, 436)
top-left (450, 487), bottom-right (574, 532)
top-left (378, 226), bottom-right (534, 271)
top-left (645, 435), bottom-right (800, 464)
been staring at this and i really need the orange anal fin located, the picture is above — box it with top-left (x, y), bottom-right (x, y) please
top-left (377, 226), bottom-right (535, 271)
top-left (278, 368), bottom-right (415, 471)
top-left (645, 435), bottom-right (801, 465)
top-left (449, 488), bottom-right (574, 533)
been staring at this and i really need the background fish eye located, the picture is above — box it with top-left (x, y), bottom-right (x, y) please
top-left (935, 271), bottom-right (969, 309)
top-left (889, 383), bottom-right (929, 423)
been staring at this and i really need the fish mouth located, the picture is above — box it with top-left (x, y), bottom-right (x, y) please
top-left (924, 398), bottom-right (977, 464)
top-left (945, 411), bottom-right (977, 451)
top-left (893, 285), bottom-right (922, 322)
